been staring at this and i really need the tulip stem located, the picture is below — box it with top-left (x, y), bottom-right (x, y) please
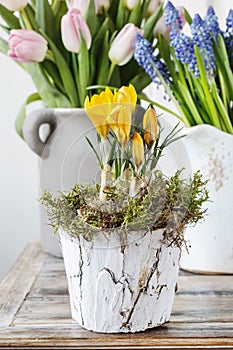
top-left (107, 63), bottom-right (116, 84)
top-left (20, 9), bottom-right (33, 30)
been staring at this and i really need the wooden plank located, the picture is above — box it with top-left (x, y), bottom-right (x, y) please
top-left (0, 324), bottom-right (233, 348)
top-left (0, 243), bottom-right (233, 349)
top-left (0, 244), bottom-right (45, 327)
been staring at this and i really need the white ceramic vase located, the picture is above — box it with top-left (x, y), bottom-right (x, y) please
top-left (180, 124), bottom-right (233, 274)
top-left (59, 228), bottom-right (180, 333)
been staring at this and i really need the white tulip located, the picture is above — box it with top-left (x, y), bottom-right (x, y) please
top-left (0, 0), bottom-right (28, 11)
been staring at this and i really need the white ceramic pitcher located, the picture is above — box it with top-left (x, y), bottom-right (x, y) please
top-left (180, 124), bottom-right (233, 274)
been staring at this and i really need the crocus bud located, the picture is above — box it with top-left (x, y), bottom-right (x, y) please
top-left (61, 8), bottom-right (91, 53)
top-left (8, 29), bottom-right (47, 63)
top-left (146, 0), bottom-right (161, 16)
top-left (0, 0), bottom-right (28, 11)
top-left (143, 107), bottom-right (157, 146)
top-left (132, 132), bottom-right (144, 168)
top-left (153, 6), bottom-right (186, 38)
top-left (108, 23), bottom-right (143, 66)
top-left (95, 0), bottom-right (110, 14)
top-left (124, 0), bottom-right (137, 11)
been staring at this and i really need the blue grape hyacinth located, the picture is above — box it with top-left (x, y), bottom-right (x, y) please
top-left (134, 34), bottom-right (170, 86)
top-left (204, 6), bottom-right (220, 41)
top-left (164, 1), bottom-right (182, 30)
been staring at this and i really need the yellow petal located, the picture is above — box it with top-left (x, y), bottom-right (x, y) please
top-left (143, 107), bottom-right (157, 145)
top-left (132, 132), bottom-right (144, 168)
top-left (84, 87), bottom-right (114, 138)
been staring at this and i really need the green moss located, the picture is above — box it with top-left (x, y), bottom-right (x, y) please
top-left (40, 170), bottom-right (209, 247)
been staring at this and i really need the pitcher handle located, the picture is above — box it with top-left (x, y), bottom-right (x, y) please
top-left (22, 109), bottom-right (57, 157)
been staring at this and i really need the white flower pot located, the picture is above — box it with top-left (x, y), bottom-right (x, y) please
top-left (180, 124), bottom-right (233, 274)
top-left (59, 228), bottom-right (180, 333)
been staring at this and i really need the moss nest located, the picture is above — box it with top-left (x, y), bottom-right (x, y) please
top-left (40, 170), bottom-right (209, 249)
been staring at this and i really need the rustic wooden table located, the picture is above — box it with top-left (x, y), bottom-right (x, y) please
top-left (0, 243), bottom-right (232, 349)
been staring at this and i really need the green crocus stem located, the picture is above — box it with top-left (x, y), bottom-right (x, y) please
top-left (20, 9), bottom-right (32, 30)
top-left (107, 62), bottom-right (116, 84)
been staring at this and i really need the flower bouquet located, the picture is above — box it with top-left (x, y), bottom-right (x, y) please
top-left (0, 0), bottom-right (164, 137)
top-left (40, 84), bottom-right (208, 332)
top-left (133, 2), bottom-right (233, 273)
top-left (134, 1), bottom-right (233, 133)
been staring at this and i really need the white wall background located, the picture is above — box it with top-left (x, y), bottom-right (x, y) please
top-left (0, 0), bottom-right (232, 281)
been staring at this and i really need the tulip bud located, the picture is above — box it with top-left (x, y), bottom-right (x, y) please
top-left (0, 0), bottom-right (28, 11)
top-left (70, 0), bottom-right (87, 16)
top-left (143, 107), bottom-right (157, 146)
top-left (61, 8), bottom-right (91, 53)
top-left (132, 132), bottom-right (144, 168)
top-left (124, 0), bottom-right (137, 11)
top-left (95, 0), bottom-right (110, 14)
top-left (153, 6), bottom-right (186, 38)
top-left (146, 0), bottom-right (161, 16)
top-left (108, 23), bottom-right (143, 66)
top-left (8, 29), bottom-right (48, 63)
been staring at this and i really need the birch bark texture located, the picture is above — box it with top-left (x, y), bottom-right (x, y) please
top-left (59, 228), bottom-right (180, 333)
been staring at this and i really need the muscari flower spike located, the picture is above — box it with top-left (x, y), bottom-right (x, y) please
top-left (224, 9), bottom-right (233, 57)
top-left (134, 34), bottom-right (170, 87)
top-left (191, 14), bottom-right (216, 75)
top-left (204, 6), bottom-right (220, 41)
top-left (164, 1), bottom-right (182, 30)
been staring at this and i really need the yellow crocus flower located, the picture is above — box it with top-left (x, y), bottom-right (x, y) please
top-left (84, 87), bottom-right (113, 139)
top-left (143, 107), bottom-right (157, 146)
top-left (107, 105), bottom-right (132, 148)
top-left (113, 84), bottom-right (137, 115)
top-left (132, 132), bottom-right (144, 168)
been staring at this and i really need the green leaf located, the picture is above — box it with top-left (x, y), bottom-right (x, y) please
top-left (0, 37), bottom-right (8, 55)
top-left (24, 3), bottom-right (39, 31)
top-left (15, 93), bottom-right (41, 138)
top-left (0, 4), bottom-right (20, 28)
top-left (78, 35), bottom-right (90, 105)
top-left (177, 80), bottom-right (203, 125)
top-left (183, 7), bottom-right (192, 25)
top-left (36, 0), bottom-right (56, 42)
top-left (97, 31), bottom-right (110, 85)
top-left (85, 0), bottom-right (97, 37)
top-left (128, 0), bottom-right (142, 26)
top-left (194, 45), bottom-right (221, 129)
top-left (129, 72), bottom-right (151, 93)
top-left (143, 2), bottom-right (163, 41)
top-left (211, 80), bottom-right (233, 134)
top-left (26, 63), bottom-right (71, 108)
top-left (42, 31), bottom-right (79, 107)
top-left (116, 0), bottom-right (126, 29)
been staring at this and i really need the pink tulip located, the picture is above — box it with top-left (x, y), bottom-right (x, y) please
top-left (70, 0), bottom-right (87, 16)
top-left (0, 0), bottom-right (28, 11)
top-left (61, 8), bottom-right (91, 53)
top-left (153, 6), bottom-right (186, 38)
top-left (108, 23), bottom-right (143, 66)
top-left (146, 0), bottom-right (161, 16)
top-left (8, 29), bottom-right (48, 63)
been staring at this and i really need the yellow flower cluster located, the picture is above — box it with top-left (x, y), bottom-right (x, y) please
top-left (84, 84), bottom-right (157, 170)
